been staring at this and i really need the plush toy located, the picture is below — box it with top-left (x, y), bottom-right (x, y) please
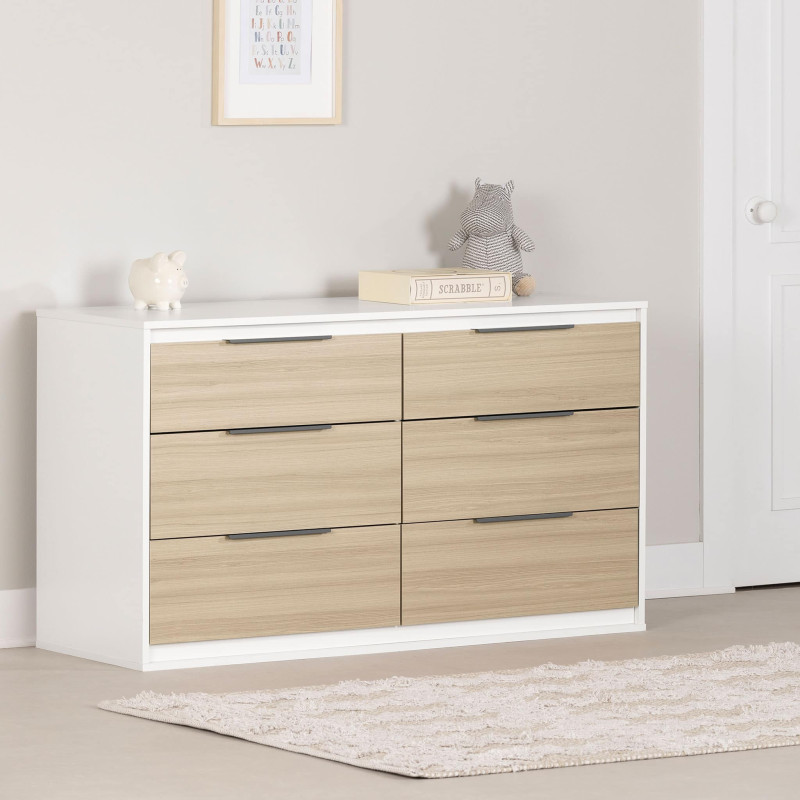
top-left (129, 251), bottom-right (189, 310)
top-left (448, 178), bottom-right (536, 296)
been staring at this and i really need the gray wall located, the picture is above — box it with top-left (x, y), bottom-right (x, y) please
top-left (0, 0), bottom-right (701, 592)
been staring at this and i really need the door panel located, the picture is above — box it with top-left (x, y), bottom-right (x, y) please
top-left (732, 0), bottom-right (800, 584)
top-left (772, 277), bottom-right (800, 510)
top-left (769, 0), bottom-right (800, 242)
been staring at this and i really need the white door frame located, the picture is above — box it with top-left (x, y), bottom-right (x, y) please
top-left (626, 1), bottom-right (739, 601)
top-left (701, 0), bottom-right (738, 592)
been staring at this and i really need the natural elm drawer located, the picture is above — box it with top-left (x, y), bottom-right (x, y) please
top-left (402, 409), bottom-right (639, 523)
top-left (402, 323), bottom-right (639, 419)
top-left (401, 509), bottom-right (639, 626)
top-left (150, 422), bottom-right (401, 540)
top-left (150, 334), bottom-right (402, 433)
top-left (150, 525), bottom-right (400, 645)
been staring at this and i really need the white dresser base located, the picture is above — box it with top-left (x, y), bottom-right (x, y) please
top-left (40, 608), bottom-right (642, 671)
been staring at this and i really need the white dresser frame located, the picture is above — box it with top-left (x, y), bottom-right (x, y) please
top-left (36, 294), bottom-right (647, 671)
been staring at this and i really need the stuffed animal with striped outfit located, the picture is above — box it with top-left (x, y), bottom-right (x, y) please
top-left (448, 178), bottom-right (536, 296)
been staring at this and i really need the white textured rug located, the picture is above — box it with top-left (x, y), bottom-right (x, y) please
top-left (99, 643), bottom-right (800, 778)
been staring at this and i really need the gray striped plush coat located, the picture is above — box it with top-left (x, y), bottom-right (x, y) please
top-left (449, 179), bottom-right (535, 290)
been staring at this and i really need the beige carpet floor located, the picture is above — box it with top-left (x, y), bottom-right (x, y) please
top-left (99, 642), bottom-right (800, 778)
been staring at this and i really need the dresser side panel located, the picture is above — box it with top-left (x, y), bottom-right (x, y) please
top-left (36, 317), bottom-right (149, 668)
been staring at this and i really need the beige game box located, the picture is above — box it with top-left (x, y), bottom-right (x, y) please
top-left (358, 268), bottom-right (513, 305)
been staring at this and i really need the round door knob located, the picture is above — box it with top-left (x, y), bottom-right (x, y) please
top-left (746, 197), bottom-right (778, 225)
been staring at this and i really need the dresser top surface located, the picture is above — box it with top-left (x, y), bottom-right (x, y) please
top-left (36, 294), bottom-right (647, 329)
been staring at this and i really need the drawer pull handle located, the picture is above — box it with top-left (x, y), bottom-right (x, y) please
top-left (474, 411), bottom-right (575, 421)
top-left (227, 424), bottom-right (333, 435)
top-left (227, 528), bottom-right (332, 540)
top-left (472, 325), bottom-right (575, 333)
top-left (474, 512), bottom-right (574, 524)
top-left (225, 335), bottom-right (333, 344)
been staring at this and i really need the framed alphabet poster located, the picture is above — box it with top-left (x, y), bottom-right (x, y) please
top-left (212, 0), bottom-right (342, 125)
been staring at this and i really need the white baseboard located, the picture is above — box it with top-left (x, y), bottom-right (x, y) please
top-left (645, 543), bottom-right (734, 599)
top-left (646, 542), bottom-right (703, 597)
top-left (0, 587), bottom-right (36, 648)
top-left (646, 585), bottom-right (736, 599)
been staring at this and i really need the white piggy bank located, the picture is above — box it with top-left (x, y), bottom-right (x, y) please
top-left (129, 251), bottom-right (189, 310)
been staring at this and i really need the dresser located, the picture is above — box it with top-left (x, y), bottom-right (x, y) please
top-left (36, 295), bottom-right (646, 671)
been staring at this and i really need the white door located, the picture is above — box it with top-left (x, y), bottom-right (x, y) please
top-left (733, 0), bottom-right (800, 585)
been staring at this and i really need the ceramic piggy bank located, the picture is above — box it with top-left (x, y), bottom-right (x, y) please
top-left (129, 251), bottom-right (189, 310)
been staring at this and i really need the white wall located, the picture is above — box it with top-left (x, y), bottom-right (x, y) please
top-left (0, 0), bottom-right (701, 595)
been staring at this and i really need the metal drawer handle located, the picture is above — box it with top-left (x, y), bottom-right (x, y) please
top-left (225, 335), bottom-right (333, 344)
top-left (227, 424), bottom-right (333, 435)
top-left (473, 325), bottom-right (574, 333)
top-left (474, 512), bottom-right (574, 524)
top-left (474, 411), bottom-right (575, 421)
top-left (227, 528), bottom-right (332, 540)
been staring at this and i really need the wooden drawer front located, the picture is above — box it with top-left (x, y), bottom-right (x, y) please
top-left (402, 409), bottom-right (639, 523)
top-left (150, 334), bottom-right (401, 433)
top-left (403, 323), bottom-right (639, 419)
top-left (402, 509), bottom-right (639, 626)
top-left (151, 422), bottom-right (400, 539)
top-left (150, 525), bottom-right (400, 644)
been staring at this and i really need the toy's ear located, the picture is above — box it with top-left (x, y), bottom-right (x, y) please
top-left (169, 250), bottom-right (187, 267)
top-left (474, 177), bottom-right (482, 189)
top-left (150, 252), bottom-right (169, 272)
top-left (504, 180), bottom-right (515, 197)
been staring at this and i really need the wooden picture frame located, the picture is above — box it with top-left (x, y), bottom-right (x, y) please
top-left (212, 0), bottom-right (343, 126)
